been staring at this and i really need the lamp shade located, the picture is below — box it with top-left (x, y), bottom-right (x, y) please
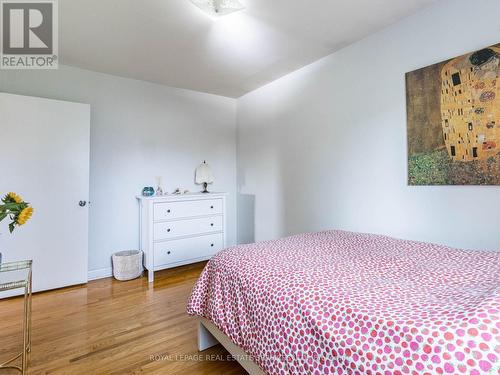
top-left (195, 161), bottom-right (214, 184)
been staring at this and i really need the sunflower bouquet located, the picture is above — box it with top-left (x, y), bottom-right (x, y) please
top-left (0, 192), bottom-right (33, 233)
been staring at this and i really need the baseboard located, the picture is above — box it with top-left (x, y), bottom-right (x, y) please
top-left (88, 267), bottom-right (113, 281)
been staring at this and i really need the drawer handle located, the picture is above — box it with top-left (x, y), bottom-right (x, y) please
top-left (167, 251), bottom-right (171, 255)
top-left (167, 209), bottom-right (171, 213)
top-left (167, 228), bottom-right (171, 232)
top-left (210, 205), bottom-right (214, 209)
top-left (210, 223), bottom-right (214, 226)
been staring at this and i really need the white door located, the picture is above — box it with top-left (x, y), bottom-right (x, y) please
top-left (0, 93), bottom-right (90, 293)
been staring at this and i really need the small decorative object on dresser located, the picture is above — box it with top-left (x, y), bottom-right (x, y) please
top-left (137, 192), bottom-right (226, 282)
top-left (142, 186), bottom-right (155, 197)
top-left (195, 161), bottom-right (214, 193)
top-left (155, 176), bottom-right (164, 196)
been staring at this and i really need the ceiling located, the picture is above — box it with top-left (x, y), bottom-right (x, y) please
top-left (60, 0), bottom-right (438, 98)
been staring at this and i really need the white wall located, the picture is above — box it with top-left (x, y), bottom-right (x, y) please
top-left (0, 65), bottom-right (237, 278)
top-left (237, 0), bottom-right (500, 250)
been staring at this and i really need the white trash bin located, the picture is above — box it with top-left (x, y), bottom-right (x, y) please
top-left (112, 250), bottom-right (143, 281)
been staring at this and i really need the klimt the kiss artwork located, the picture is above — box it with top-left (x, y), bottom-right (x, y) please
top-left (406, 44), bottom-right (499, 185)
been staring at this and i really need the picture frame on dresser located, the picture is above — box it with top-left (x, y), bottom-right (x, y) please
top-left (137, 193), bottom-right (227, 282)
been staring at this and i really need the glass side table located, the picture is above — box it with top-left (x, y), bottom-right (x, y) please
top-left (0, 260), bottom-right (32, 374)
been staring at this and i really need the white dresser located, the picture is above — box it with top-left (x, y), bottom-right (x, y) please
top-left (137, 193), bottom-right (226, 282)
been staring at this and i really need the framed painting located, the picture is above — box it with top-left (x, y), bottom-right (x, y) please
top-left (406, 44), bottom-right (500, 185)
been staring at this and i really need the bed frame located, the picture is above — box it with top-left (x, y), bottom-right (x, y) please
top-left (198, 318), bottom-right (266, 375)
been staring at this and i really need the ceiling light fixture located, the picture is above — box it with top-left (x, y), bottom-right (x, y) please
top-left (190, 0), bottom-right (245, 18)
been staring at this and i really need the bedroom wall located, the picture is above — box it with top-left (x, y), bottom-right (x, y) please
top-left (0, 66), bottom-right (237, 278)
top-left (236, 0), bottom-right (500, 250)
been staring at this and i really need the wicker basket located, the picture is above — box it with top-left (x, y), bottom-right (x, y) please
top-left (112, 250), bottom-right (143, 281)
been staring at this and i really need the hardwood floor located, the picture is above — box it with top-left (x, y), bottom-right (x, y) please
top-left (0, 262), bottom-right (247, 375)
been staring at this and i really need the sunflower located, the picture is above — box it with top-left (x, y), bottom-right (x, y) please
top-left (16, 207), bottom-right (34, 226)
top-left (1, 192), bottom-right (33, 233)
top-left (4, 192), bottom-right (23, 204)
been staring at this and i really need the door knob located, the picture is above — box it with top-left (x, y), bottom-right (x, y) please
top-left (79, 201), bottom-right (87, 207)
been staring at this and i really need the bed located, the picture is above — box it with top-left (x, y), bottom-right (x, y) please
top-left (187, 230), bottom-right (500, 374)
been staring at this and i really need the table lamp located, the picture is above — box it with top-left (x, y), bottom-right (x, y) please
top-left (195, 161), bottom-right (214, 193)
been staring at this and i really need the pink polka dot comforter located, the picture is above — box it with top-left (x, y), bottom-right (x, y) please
top-left (187, 230), bottom-right (500, 375)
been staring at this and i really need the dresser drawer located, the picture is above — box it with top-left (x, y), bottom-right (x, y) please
top-left (154, 233), bottom-right (224, 267)
top-left (154, 215), bottom-right (223, 241)
top-left (154, 199), bottom-right (222, 221)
